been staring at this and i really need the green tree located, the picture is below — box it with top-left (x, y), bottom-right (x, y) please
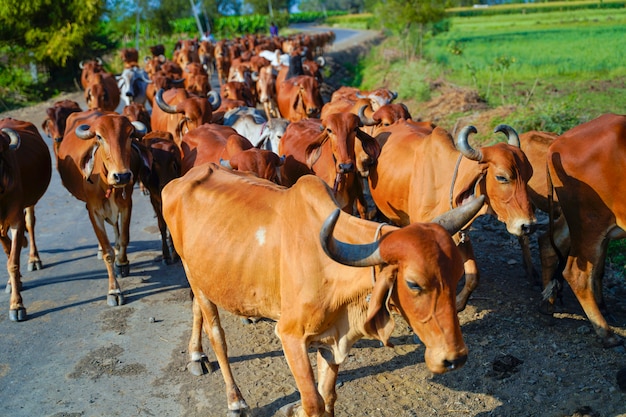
top-left (369, 0), bottom-right (447, 59)
top-left (0, 0), bottom-right (106, 67)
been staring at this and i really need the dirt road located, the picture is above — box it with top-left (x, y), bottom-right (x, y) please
top-left (0, 27), bottom-right (625, 417)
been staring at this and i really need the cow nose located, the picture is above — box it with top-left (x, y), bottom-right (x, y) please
top-left (307, 107), bottom-right (319, 116)
top-left (125, 92), bottom-right (133, 97)
top-left (521, 223), bottom-right (536, 235)
top-left (112, 172), bottom-right (132, 185)
top-left (338, 162), bottom-right (355, 173)
top-left (443, 355), bottom-right (467, 371)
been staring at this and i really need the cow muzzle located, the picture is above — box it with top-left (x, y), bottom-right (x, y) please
top-left (110, 171), bottom-right (133, 187)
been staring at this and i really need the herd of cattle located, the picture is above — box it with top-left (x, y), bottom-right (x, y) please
top-left (0, 29), bottom-right (624, 416)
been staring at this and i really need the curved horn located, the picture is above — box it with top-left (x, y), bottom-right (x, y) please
top-left (155, 89), bottom-right (179, 114)
top-left (358, 104), bottom-right (376, 126)
top-left (79, 60), bottom-right (85, 69)
top-left (319, 209), bottom-right (384, 267)
top-left (494, 124), bottom-right (520, 147)
top-left (171, 78), bottom-right (186, 85)
top-left (1, 128), bottom-right (21, 150)
top-left (75, 124), bottom-right (96, 140)
top-left (317, 56), bottom-right (326, 67)
top-left (219, 158), bottom-right (232, 169)
top-left (96, 57), bottom-right (103, 65)
top-left (391, 90), bottom-right (398, 101)
top-left (207, 90), bottom-right (222, 110)
top-left (456, 125), bottom-right (482, 162)
top-left (431, 195), bottom-right (485, 235)
top-left (131, 121), bottom-right (147, 137)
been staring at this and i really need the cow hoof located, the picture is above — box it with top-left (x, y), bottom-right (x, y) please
top-left (186, 357), bottom-right (213, 376)
top-left (107, 292), bottom-right (125, 306)
top-left (602, 335), bottom-right (623, 349)
top-left (114, 263), bottom-right (130, 278)
top-left (9, 307), bottom-right (27, 322)
top-left (28, 260), bottom-right (43, 272)
top-left (227, 405), bottom-right (251, 417)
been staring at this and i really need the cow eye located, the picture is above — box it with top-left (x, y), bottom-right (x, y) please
top-left (406, 280), bottom-right (422, 292)
top-left (495, 175), bottom-right (509, 183)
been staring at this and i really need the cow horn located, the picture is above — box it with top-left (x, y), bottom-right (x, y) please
top-left (431, 195), bottom-right (485, 235)
top-left (75, 124), bottom-right (96, 140)
top-left (494, 124), bottom-right (520, 147)
top-left (207, 90), bottom-right (221, 110)
top-left (1, 128), bottom-right (21, 150)
top-left (358, 104), bottom-right (376, 126)
top-left (219, 158), bottom-right (232, 169)
top-left (96, 57), bottom-right (103, 65)
top-left (155, 89), bottom-right (179, 114)
top-left (317, 56), bottom-right (326, 67)
top-left (319, 209), bottom-right (384, 267)
top-left (79, 60), bottom-right (85, 69)
top-left (131, 121), bottom-right (147, 137)
top-left (391, 91), bottom-right (398, 101)
top-left (456, 125), bottom-right (482, 162)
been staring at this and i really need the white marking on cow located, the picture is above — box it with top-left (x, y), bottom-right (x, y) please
top-left (255, 227), bottom-right (266, 246)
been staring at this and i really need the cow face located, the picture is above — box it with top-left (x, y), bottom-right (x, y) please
top-left (479, 143), bottom-right (536, 236)
top-left (381, 222), bottom-right (468, 374)
top-left (79, 115), bottom-right (139, 187)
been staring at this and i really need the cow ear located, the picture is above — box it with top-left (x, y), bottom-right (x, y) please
top-left (356, 129), bottom-right (381, 161)
top-left (364, 273), bottom-right (396, 347)
top-left (304, 130), bottom-right (328, 168)
top-left (81, 142), bottom-right (100, 182)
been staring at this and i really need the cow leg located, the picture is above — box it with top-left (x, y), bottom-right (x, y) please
top-left (113, 192), bottom-right (132, 278)
top-left (278, 332), bottom-right (328, 417)
top-left (316, 350), bottom-right (339, 416)
top-left (455, 238), bottom-right (479, 312)
top-left (563, 231), bottom-right (622, 347)
top-left (25, 206), bottom-right (43, 271)
top-left (7, 223), bottom-right (26, 321)
top-left (197, 291), bottom-right (250, 416)
top-left (538, 215), bottom-right (570, 314)
top-left (187, 295), bottom-right (211, 376)
top-left (88, 209), bottom-right (124, 306)
top-left (151, 195), bottom-right (177, 264)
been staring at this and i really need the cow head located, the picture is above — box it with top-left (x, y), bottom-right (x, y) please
top-left (456, 124), bottom-right (536, 236)
top-left (74, 114), bottom-right (146, 187)
top-left (116, 66), bottom-right (152, 106)
top-left (319, 197), bottom-right (484, 374)
top-left (42, 100), bottom-right (82, 145)
top-left (221, 140), bottom-right (285, 185)
top-left (305, 113), bottom-right (380, 181)
top-left (284, 75), bottom-right (323, 121)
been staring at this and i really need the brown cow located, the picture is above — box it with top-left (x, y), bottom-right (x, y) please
top-left (278, 112), bottom-right (380, 218)
top-left (256, 65), bottom-right (281, 119)
top-left (56, 110), bottom-right (147, 306)
top-left (137, 131), bottom-right (182, 264)
top-left (543, 113), bottom-right (626, 347)
top-left (515, 130), bottom-right (560, 285)
top-left (41, 99), bottom-right (83, 158)
top-left (84, 72), bottom-right (121, 112)
top-left (151, 88), bottom-right (221, 146)
top-left (220, 81), bottom-right (256, 108)
top-left (122, 103), bottom-right (152, 132)
top-left (214, 40), bottom-right (231, 85)
top-left (0, 118), bottom-right (52, 321)
top-left (162, 163), bottom-right (484, 416)
top-left (79, 58), bottom-right (104, 90)
top-left (276, 75), bottom-right (323, 122)
top-left (368, 122), bottom-right (536, 311)
top-left (179, 124), bottom-right (284, 185)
